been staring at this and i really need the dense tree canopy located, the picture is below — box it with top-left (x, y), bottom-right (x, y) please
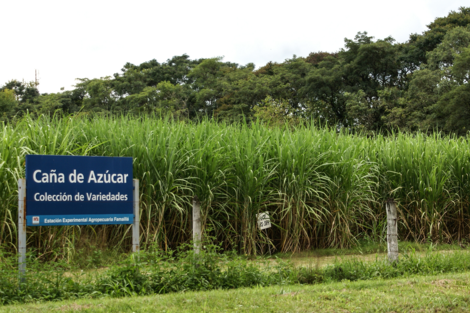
top-left (2, 7), bottom-right (470, 135)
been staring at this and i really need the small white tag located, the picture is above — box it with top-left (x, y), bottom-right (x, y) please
top-left (256, 212), bottom-right (271, 230)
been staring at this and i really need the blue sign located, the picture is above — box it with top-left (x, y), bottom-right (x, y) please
top-left (25, 155), bottom-right (133, 226)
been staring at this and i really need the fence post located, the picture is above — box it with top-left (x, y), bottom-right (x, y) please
top-left (192, 195), bottom-right (201, 254)
top-left (18, 179), bottom-right (26, 284)
top-left (132, 179), bottom-right (140, 252)
top-left (386, 198), bottom-right (399, 263)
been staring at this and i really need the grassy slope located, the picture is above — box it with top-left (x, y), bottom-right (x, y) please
top-left (3, 271), bottom-right (470, 312)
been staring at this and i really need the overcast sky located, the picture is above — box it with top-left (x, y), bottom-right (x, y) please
top-left (1, 0), bottom-right (468, 94)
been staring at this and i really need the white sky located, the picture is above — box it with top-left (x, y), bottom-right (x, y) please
top-left (1, 0), bottom-right (468, 94)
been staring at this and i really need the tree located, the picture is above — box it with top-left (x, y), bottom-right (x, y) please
top-left (304, 32), bottom-right (403, 129)
top-left (304, 54), bottom-right (348, 126)
top-left (153, 81), bottom-right (191, 119)
top-left (125, 81), bottom-right (192, 118)
top-left (341, 32), bottom-right (401, 97)
top-left (253, 96), bottom-right (301, 127)
top-left (385, 69), bottom-right (444, 132)
top-left (409, 7), bottom-right (470, 64)
top-left (0, 89), bottom-right (16, 120)
top-left (305, 51), bottom-right (338, 66)
top-left (114, 54), bottom-right (202, 96)
top-left (452, 45), bottom-right (470, 83)
top-left (75, 77), bottom-right (119, 113)
top-left (345, 90), bottom-right (384, 132)
top-left (1, 80), bottom-right (39, 104)
top-left (430, 43), bottom-right (470, 134)
top-left (35, 90), bottom-right (85, 117)
top-left (187, 58), bottom-right (232, 116)
top-left (427, 26), bottom-right (470, 77)
top-left (434, 83), bottom-right (470, 135)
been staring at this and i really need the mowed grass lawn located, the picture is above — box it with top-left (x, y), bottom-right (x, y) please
top-left (3, 271), bottom-right (470, 313)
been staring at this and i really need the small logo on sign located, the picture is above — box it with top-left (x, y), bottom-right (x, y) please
top-left (32, 216), bottom-right (40, 224)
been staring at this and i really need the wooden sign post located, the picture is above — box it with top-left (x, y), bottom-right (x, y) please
top-left (192, 196), bottom-right (202, 254)
top-left (256, 211), bottom-right (272, 255)
top-left (386, 199), bottom-right (398, 263)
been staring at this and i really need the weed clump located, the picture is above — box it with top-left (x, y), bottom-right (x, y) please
top-left (323, 249), bottom-right (470, 282)
top-left (0, 243), bottom-right (294, 304)
top-left (1, 245), bottom-right (470, 305)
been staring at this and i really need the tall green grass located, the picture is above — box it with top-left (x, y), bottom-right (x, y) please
top-left (0, 115), bottom-right (469, 256)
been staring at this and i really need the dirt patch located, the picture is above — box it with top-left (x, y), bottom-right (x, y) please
top-left (62, 267), bottom-right (109, 278)
top-left (430, 279), bottom-right (454, 287)
top-left (56, 303), bottom-right (96, 311)
top-left (275, 291), bottom-right (301, 297)
top-left (283, 250), bottom-right (470, 268)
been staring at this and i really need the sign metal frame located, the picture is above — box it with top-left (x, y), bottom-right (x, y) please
top-left (18, 155), bottom-right (140, 283)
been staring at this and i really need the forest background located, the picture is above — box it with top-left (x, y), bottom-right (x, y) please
top-left (2, 7), bottom-right (470, 135)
